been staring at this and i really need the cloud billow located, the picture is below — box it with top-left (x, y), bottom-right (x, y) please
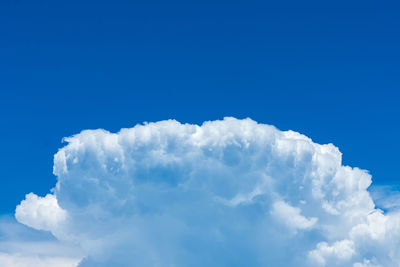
top-left (15, 118), bottom-right (400, 266)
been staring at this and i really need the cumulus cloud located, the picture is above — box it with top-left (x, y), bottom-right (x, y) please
top-left (14, 117), bottom-right (400, 266)
top-left (15, 193), bottom-right (66, 235)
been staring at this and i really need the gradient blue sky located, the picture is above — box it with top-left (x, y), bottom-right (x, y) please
top-left (1, 0), bottom-right (400, 215)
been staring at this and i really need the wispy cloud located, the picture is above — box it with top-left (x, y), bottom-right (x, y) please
top-left (369, 185), bottom-right (400, 212)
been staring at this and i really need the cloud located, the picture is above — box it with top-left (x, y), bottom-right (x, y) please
top-left (271, 201), bottom-right (318, 232)
top-left (308, 239), bottom-right (355, 266)
top-left (15, 193), bottom-right (66, 234)
top-left (0, 216), bottom-right (82, 267)
top-left (0, 253), bottom-right (79, 267)
top-left (369, 185), bottom-right (400, 212)
top-left (14, 117), bottom-right (400, 266)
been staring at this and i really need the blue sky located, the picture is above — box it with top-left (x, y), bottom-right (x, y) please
top-left (1, 1), bottom-right (400, 220)
top-left (0, 0), bottom-right (400, 267)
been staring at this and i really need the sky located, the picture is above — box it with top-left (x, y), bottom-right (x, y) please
top-left (1, 1), bottom-right (400, 266)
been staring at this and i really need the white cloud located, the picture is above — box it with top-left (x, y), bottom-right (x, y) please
top-left (308, 239), bottom-right (355, 266)
top-left (13, 117), bottom-right (400, 266)
top-left (271, 201), bottom-right (318, 232)
top-left (0, 216), bottom-right (82, 267)
top-left (15, 193), bottom-right (66, 235)
top-left (353, 259), bottom-right (381, 267)
top-left (0, 253), bottom-right (80, 267)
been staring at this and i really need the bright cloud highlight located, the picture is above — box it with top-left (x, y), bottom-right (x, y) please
top-left (14, 118), bottom-right (400, 266)
top-left (15, 193), bottom-right (66, 234)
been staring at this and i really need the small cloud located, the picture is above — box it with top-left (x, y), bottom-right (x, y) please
top-left (15, 193), bottom-right (66, 236)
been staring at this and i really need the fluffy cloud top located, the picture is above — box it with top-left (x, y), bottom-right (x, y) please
top-left (15, 193), bottom-right (66, 234)
top-left (14, 118), bottom-right (400, 266)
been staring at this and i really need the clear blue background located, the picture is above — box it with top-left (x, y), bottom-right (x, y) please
top-left (1, 0), bottom-right (400, 214)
